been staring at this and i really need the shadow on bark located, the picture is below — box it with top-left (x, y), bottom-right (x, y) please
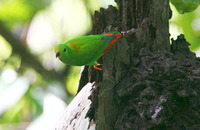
top-left (77, 0), bottom-right (200, 129)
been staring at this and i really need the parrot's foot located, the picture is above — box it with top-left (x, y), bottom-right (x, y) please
top-left (93, 63), bottom-right (102, 70)
top-left (121, 28), bottom-right (137, 36)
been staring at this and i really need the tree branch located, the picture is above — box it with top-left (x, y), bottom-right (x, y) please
top-left (0, 21), bottom-right (72, 96)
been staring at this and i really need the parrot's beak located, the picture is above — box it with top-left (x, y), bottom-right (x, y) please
top-left (56, 51), bottom-right (60, 58)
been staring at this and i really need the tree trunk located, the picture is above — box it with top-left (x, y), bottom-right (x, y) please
top-left (76, 0), bottom-right (200, 129)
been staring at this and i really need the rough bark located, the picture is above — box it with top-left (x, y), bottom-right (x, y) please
top-left (78, 0), bottom-right (200, 129)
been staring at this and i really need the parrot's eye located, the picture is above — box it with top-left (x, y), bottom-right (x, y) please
top-left (63, 48), bottom-right (66, 52)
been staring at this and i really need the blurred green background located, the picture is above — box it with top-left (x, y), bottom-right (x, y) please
top-left (0, 0), bottom-right (199, 129)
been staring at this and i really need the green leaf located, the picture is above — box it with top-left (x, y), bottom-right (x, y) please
top-left (0, 0), bottom-right (52, 28)
top-left (170, 0), bottom-right (200, 14)
top-left (0, 86), bottom-right (43, 123)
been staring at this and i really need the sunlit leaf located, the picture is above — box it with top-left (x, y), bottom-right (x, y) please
top-left (0, 0), bottom-right (52, 27)
top-left (3, 55), bottom-right (21, 71)
top-left (170, 4), bottom-right (200, 51)
top-left (66, 66), bottom-right (82, 95)
top-left (0, 35), bottom-right (12, 68)
top-left (0, 86), bottom-right (43, 123)
top-left (170, 0), bottom-right (200, 14)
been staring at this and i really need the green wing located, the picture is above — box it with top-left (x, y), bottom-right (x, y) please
top-left (65, 34), bottom-right (116, 66)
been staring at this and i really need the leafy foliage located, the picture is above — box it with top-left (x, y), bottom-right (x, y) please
top-left (170, 0), bottom-right (200, 13)
top-left (0, 0), bottom-right (200, 129)
top-left (0, 0), bottom-right (102, 129)
top-left (0, 0), bottom-right (52, 28)
top-left (170, 4), bottom-right (200, 51)
top-left (0, 87), bottom-right (43, 123)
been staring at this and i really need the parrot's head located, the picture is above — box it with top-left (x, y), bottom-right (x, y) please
top-left (55, 44), bottom-right (70, 63)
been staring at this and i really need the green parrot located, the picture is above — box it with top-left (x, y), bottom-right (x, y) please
top-left (55, 32), bottom-right (122, 70)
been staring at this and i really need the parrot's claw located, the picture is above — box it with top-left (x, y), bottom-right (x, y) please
top-left (93, 65), bottom-right (102, 70)
top-left (121, 28), bottom-right (137, 36)
top-left (93, 63), bottom-right (102, 70)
